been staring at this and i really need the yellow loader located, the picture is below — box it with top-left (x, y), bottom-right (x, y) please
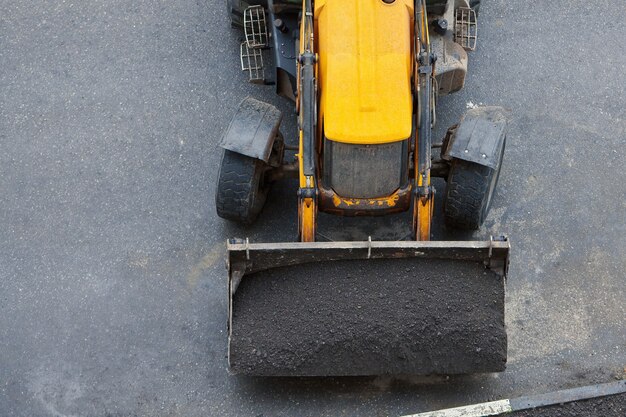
top-left (217, 0), bottom-right (510, 376)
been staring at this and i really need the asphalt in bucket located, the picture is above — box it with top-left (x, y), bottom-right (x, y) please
top-left (230, 257), bottom-right (506, 376)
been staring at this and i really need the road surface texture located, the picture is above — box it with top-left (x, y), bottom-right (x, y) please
top-left (508, 393), bottom-right (626, 417)
top-left (1, 0), bottom-right (625, 416)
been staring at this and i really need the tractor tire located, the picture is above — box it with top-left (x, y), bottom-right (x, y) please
top-left (444, 138), bottom-right (505, 230)
top-left (216, 150), bottom-right (269, 224)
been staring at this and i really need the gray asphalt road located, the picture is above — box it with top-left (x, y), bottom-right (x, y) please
top-left (1, 1), bottom-right (625, 416)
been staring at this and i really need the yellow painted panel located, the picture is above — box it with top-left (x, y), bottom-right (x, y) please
top-left (315, 0), bottom-right (414, 144)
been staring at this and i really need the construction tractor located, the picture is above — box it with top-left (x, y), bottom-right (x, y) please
top-left (216, 0), bottom-right (510, 376)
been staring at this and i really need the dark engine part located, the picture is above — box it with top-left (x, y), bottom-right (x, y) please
top-left (323, 139), bottom-right (409, 199)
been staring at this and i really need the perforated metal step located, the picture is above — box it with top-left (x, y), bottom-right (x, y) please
top-left (243, 5), bottom-right (268, 49)
top-left (240, 42), bottom-right (264, 83)
top-left (455, 7), bottom-right (478, 51)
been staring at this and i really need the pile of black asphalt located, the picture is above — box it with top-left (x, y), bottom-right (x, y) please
top-left (230, 257), bottom-right (506, 376)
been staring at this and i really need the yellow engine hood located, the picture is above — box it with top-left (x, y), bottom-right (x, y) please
top-left (315, 0), bottom-right (414, 144)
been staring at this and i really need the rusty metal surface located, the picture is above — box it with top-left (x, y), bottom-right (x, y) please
top-left (318, 183), bottom-right (413, 216)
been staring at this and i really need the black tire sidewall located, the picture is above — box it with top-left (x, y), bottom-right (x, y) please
top-left (215, 149), bottom-right (269, 224)
top-left (481, 138), bottom-right (506, 221)
top-left (444, 138), bottom-right (505, 230)
top-left (248, 158), bottom-right (269, 218)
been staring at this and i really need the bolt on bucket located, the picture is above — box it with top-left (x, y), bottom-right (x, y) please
top-left (227, 238), bottom-right (510, 377)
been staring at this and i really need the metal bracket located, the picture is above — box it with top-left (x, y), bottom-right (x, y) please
top-left (297, 187), bottom-right (317, 199)
top-left (413, 185), bottom-right (436, 198)
top-left (418, 66), bottom-right (433, 74)
top-left (487, 235), bottom-right (509, 277)
top-left (298, 52), bottom-right (317, 65)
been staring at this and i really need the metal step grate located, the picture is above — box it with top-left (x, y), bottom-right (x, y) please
top-left (455, 7), bottom-right (478, 51)
top-left (240, 42), bottom-right (264, 83)
top-left (243, 5), bottom-right (268, 49)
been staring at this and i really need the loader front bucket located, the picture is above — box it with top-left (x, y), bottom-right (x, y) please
top-left (227, 238), bottom-right (510, 376)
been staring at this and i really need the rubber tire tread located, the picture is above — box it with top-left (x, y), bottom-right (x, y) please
top-left (216, 150), bottom-right (268, 225)
top-left (444, 160), bottom-right (495, 230)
